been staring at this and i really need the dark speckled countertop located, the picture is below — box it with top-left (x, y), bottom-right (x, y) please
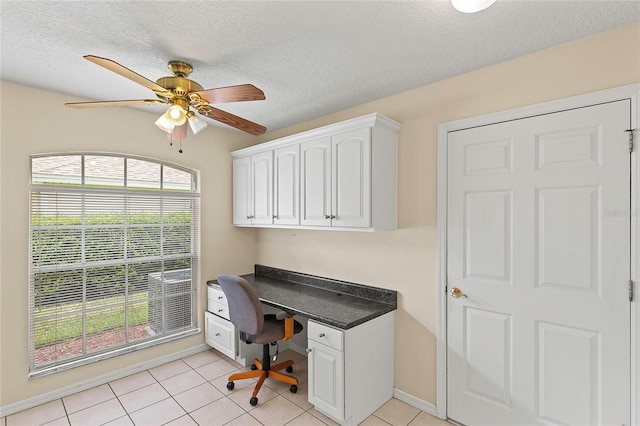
top-left (208, 265), bottom-right (397, 330)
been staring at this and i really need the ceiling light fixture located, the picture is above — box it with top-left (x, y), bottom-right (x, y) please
top-left (166, 105), bottom-right (187, 126)
top-left (157, 102), bottom-right (210, 153)
top-left (187, 111), bottom-right (208, 134)
top-left (155, 104), bottom-right (187, 133)
top-left (155, 103), bottom-right (209, 152)
top-left (155, 112), bottom-right (176, 133)
top-left (451, 0), bottom-right (496, 13)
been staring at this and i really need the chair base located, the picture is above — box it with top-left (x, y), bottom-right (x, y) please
top-left (227, 344), bottom-right (298, 406)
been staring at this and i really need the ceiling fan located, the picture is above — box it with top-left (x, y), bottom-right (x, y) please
top-left (66, 55), bottom-right (267, 151)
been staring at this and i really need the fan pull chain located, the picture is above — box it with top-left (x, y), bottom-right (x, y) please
top-left (167, 139), bottom-right (183, 153)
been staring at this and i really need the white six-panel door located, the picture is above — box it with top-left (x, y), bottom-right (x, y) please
top-left (446, 100), bottom-right (631, 425)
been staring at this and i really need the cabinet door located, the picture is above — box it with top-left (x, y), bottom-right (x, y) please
top-left (301, 137), bottom-right (332, 226)
top-left (274, 145), bottom-right (300, 225)
top-left (232, 157), bottom-right (252, 225)
top-left (251, 151), bottom-right (273, 225)
top-left (332, 128), bottom-right (371, 228)
top-left (204, 312), bottom-right (236, 359)
top-left (308, 339), bottom-right (344, 421)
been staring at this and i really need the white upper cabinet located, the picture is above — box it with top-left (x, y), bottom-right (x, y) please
top-left (332, 128), bottom-right (371, 228)
top-left (232, 151), bottom-right (273, 226)
top-left (301, 137), bottom-right (332, 226)
top-left (274, 145), bottom-right (300, 226)
top-left (231, 113), bottom-right (400, 231)
top-left (232, 156), bottom-right (252, 225)
top-left (301, 129), bottom-right (371, 228)
top-left (250, 151), bottom-right (273, 225)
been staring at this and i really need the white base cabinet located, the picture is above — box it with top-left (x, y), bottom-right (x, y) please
top-left (204, 284), bottom-right (302, 366)
top-left (204, 311), bottom-right (236, 359)
top-left (204, 284), bottom-right (264, 367)
top-left (307, 312), bottom-right (395, 426)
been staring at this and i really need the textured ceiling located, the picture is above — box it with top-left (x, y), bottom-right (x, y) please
top-left (1, 1), bottom-right (639, 134)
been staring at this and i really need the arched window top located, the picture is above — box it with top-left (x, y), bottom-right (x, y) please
top-left (31, 154), bottom-right (196, 192)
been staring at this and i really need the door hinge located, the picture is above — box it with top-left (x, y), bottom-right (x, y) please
top-left (625, 129), bottom-right (635, 152)
top-left (630, 280), bottom-right (634, 302)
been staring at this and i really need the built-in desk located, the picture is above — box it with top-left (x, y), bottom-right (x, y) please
top-left (205, 265), bottom-right (397, 426)
top-left (237, 264), bottom-right (397, 329)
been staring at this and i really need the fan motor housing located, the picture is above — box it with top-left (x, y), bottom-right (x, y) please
top-left (156, 76), bottom-right (204, 97)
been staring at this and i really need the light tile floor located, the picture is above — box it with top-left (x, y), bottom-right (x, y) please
top-left (2, 348), bottom-right (450, 426)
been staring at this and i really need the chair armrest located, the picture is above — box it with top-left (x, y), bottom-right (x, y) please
top-left (275, 310), bottom-right (293, 320)
top-left (283, 317), bottom-right (294, 341)
top-left (276, 311), bottom-right (295, 341)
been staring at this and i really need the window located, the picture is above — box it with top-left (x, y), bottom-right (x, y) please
top-left (29, 154), bottom-right (200, 377)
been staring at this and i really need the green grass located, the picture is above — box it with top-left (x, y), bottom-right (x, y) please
top-left (35, 292), bottom-right (149, 347)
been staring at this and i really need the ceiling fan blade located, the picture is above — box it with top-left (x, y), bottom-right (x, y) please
top-left (200, 107), bottom-right (266, 135)
top-left (194, 84), bottom-right (266, 104)
top-left (65, 99), bottom-right (168, 108)
top-left (84, 55), bottom-right (168, 94)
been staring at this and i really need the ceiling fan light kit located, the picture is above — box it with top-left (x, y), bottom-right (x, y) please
top-left (187, 112), bottom-right (208, 135)
top-left (65, 55), bottom-right (267, 153)
top-left (166, 105), bottom-right (188, 126)
top-left (155, 113), bottom-right (176, 133)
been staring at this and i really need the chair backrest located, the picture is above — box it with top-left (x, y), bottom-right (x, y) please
top-left (217, 274), bottom-right (264, 336)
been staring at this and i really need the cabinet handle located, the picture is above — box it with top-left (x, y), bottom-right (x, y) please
top-left (331, 215), bottom-right (336, 219)
top-left (306, 348), bottom-right (312, 353)
top-left (217, 296), bottom-right (223, 300)
top-left (218, 309), bottom-right (224, 313)
top-left (325, 215), bottom-right (331, 220)
top-left (273, 215), bottom-right (278, 219)
top-left (215, 333), bottom-right (221, 337)
top-left (319, 333), bottom-right (325, 338)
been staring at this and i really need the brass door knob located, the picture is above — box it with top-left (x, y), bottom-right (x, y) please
top-left (450, 287), bottom-right (467, 298)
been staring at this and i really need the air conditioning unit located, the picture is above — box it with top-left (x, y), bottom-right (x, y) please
top-left (148, 269), bottom-right (192, 334)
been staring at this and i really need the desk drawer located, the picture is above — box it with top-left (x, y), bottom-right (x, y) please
top-left (204, 311), bottom-right (236, 359)
top-left (308, 321), bottom-right (343, 351)
top-left (208, 286), bottom-right (227, 305)
top-left (208, 300), bottom-right (230, 320)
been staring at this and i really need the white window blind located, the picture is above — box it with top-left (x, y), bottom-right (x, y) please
top-left (29, 154), bottom-right (200, 377)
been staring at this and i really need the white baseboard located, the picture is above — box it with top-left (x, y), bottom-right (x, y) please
top-left (393, 388), bottom-right (438, 418)
top-left (0, 344), bottom-right (210, 418)
top-left (288, 341), bottom-right (307, 356)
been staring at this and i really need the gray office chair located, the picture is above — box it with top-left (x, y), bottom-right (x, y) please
top-left (217, 274), bottom-right (303, 406)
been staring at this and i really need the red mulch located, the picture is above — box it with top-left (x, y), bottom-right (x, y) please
top-left (35, 324), bottom-right (152, 365)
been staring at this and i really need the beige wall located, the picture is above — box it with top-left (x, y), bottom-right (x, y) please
top-left (252, 22), bottom-right (640, 405)
top-left (1, 22), bottom-right (638, 410)
top-left (0, 82), bottom-right (259, 407)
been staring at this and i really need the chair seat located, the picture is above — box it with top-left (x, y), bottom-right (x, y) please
top-left (247, 314), bottom-right (303, 344)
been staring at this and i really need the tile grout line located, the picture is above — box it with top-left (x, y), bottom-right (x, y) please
top-left (106, 381), bottom-right (133, 426)
top-left (59, 397), bottom-right (69, 425)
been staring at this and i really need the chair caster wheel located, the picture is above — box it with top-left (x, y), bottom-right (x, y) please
top-left (290, 384), bottom-right (298, 393)
top-left (286, 366), bottom-right (293, 373)
top-left (227, 382), bottom-right (235, 390)
top-left (250, 397), bottom-right (258, 406)
top-left (250, 364), bottom-right (258, 370)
